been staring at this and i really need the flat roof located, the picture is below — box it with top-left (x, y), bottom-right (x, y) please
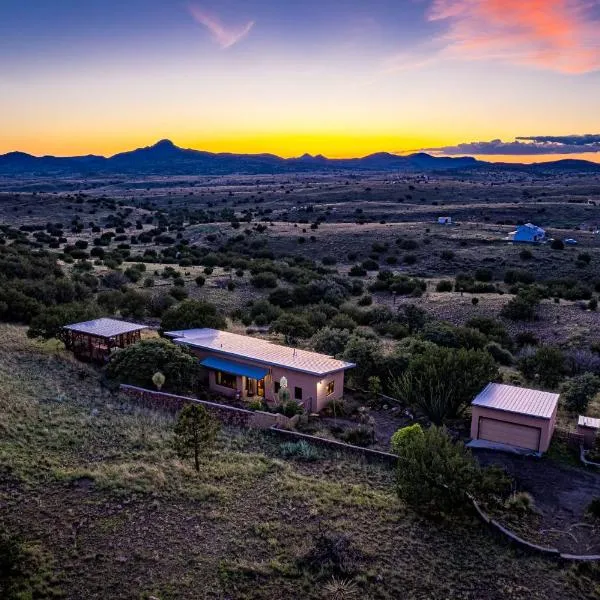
top-left (166, 328), bottom-right (355, 376)
top-left (472, 383), bottom-right (559, 420)
top-left (64, 318), bottom-right (147, 338)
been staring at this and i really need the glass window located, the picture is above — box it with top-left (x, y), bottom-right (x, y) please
top-left (294, 386), bottom-right (303, 400)
top-left (274, 382), bottom-right (281, 394)
top-left (326, 381), bottom-right (335, 396)
top-left (216, 370), bottom-right (237, 389)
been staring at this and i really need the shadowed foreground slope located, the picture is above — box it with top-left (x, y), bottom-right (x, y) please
top-left (0, 325), bottom-right (596, 599)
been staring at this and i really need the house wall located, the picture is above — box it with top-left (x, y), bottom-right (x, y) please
top-left (471, 406), bottom-right (555, 452)
top-left (187, 347), bottom-right (344, 412)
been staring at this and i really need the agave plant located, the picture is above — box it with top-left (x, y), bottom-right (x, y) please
top-left (323, 577), bottom-right (359, 600)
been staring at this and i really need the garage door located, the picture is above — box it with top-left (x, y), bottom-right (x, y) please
top-left (478, 417), bottom-right (540, 451)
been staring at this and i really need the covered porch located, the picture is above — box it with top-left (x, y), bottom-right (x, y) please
top-left (200, 356), bottom-right (271, 401)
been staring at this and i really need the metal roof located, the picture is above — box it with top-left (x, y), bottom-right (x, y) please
top-left (578, 415), bottom-right (600, 429)
top-left (166, 328), bottom-right (355, 376)
top-left (472, 383), bottom-right (559, 419)
top-left (200, 357), bottom-right (269, 380)
top-left (64, 318), bottom-right (147, 338)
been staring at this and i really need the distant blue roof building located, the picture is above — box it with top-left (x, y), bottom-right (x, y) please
top-left (508, 223), bottom-right (546, 244)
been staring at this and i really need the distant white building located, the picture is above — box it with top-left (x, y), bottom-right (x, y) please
top-left (507, 223), bottom-right (546, 244)
top-left (437, 216), bottom-right (452, 225)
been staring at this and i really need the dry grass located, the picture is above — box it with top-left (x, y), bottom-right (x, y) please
top-left (0, 324), bottom-right (596, 599)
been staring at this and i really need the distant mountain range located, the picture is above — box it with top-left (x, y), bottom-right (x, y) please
top-left (1, 139), bottom-right (599, 176)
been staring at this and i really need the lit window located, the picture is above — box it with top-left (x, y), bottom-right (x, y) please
top-left (216, 370), bottom-right (237, 389)
top-left (326, 381), bottom-right (335, 396)
top-left (294, 386), bottom-right (303, 400)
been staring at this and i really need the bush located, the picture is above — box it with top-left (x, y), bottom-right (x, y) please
top-left (27, 301), bottom-right (102, 341)
top-left (501, 290), bottom-right (540, 321)
top-left (518, 346), bottom-right (564, 388)
top-left (587, 498), bottom-right (600, 519)
top-left (105, 338), bottom-right (200, 393)
top-left (394, 425), bottom-right (508, 514)
top-left (357, 294), bottom-right (373, 306)
top-left (310, 327), bottom-right (351, 357)
top-left (391, 346), bottom-right (498, 424)
top-left (485, 342), bottom-right (514, 366)
top-left (340, 426), bottom-right (373, 447)
top-left (300, 528), bottom-right (360, 576)
top-left (551, 239), bottom-right (565, 250)
top-left (560, 373), bottom-right (600, 413)
top-left (279, 440), bottom-right (320, 461)
top-left (195, 275), bottom-right (206, 287)
top-left (505, 491), bottom-right (535, 514)
top-left (169, 286), bottom-right (188, 301)
top-left (160, 300), bottom-right (226, 334)
top-left (342, 335), bottom-right (383, 388)
top-left (271, 313), bottom-right (314, 340)
top-left (436, 280), bottom-right (453, 292)
top-left (251, 271), bottom-right (278, 288)
top-left (390, 423), bottom-right (424, 454)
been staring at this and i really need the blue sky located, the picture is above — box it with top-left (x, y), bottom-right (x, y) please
top-left (1, 0), bottom-right (599, 159)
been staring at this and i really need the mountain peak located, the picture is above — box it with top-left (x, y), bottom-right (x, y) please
top-left (152, 139), bottom-right (177, 149)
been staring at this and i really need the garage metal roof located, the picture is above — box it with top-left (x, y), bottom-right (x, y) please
top-left (578, 415), bottom-right (600, 429)
top-left (472, 383), bottom-right (559, 419)
top-left (63, 318), bottom-right (147, 338)
top-left (200, 357), bottom-right (269, 380)
top-left (166, 328), bottom-right (355, 376)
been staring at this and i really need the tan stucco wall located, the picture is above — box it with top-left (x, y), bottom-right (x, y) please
top-left (188, 347), bottom-right (345, 412)
top-left (471, 405), bottom-right (556, 453)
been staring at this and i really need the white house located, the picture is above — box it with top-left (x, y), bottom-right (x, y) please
top-left (507, 223), bottom-right (546, 244)
top-left (437, 216), bottom-right (452, 225)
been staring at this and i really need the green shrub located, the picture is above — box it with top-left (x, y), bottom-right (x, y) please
top-left (279, 440), bottom-right (320, 461)
top-left (519, 346), bottom-right (564, 388)
top-left (275, 401), bottom-right (304, 417)
top-left (560, 373), bottom-right (600, 413)
top-left (394, 425), bottom-right (507, 514)
top-left (505, 491), bottom-right (535, 514)
top-left (251, 271), bottom-right (278, 288)
top-left (390, 346), bottom-right (498, 424)
top-left (390, 423), bottom-right (424, 454)
top-left (485, 342), bottom-right (514, 366)
top-left (271, 313), bottom-right (314, 340)
top-left (501, 290), bottom-right (540, 321)
top-left (160, 299), bottom-right (226, 334)
top-left (105, 338), bottom-right (200, 393)
top-left (436, 280), bottom-right (453, 292)
top-left (338, 426), bottom-right (372, 447)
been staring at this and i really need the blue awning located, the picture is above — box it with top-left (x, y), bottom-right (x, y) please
top-left (200, 357), bottom-right (269, 380)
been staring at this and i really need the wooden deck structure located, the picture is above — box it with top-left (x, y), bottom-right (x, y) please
top-left (62, 318), bottom-right (147, 363)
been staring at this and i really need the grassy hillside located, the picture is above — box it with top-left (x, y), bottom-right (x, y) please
top-left (0, 324), bottom-right (596, 599)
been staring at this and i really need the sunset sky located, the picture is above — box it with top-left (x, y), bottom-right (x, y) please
top-left (1, 0), bottom-right (599, 162)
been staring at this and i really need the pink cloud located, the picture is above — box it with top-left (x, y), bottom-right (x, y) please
top-left (426, 0), bottom-right (600, 73)
top-left (188, 4), bottom-right (254, 49)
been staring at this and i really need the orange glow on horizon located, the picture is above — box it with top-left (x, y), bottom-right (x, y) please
top-left (1, 132), bottom-right (599, 164)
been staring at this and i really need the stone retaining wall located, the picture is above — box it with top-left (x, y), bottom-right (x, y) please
top-left (119, 385), bottom-right (291, 429)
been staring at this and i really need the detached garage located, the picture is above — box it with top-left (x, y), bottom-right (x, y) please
top-left (470, 383), bottom-right (559, 454)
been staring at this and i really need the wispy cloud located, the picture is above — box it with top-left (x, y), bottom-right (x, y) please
top-left (188, 4), bottom-right (254, 49)
top-left (424, 134), bottom-right (600, 155)
top-left (391, 0), bottom-right (600, 74)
